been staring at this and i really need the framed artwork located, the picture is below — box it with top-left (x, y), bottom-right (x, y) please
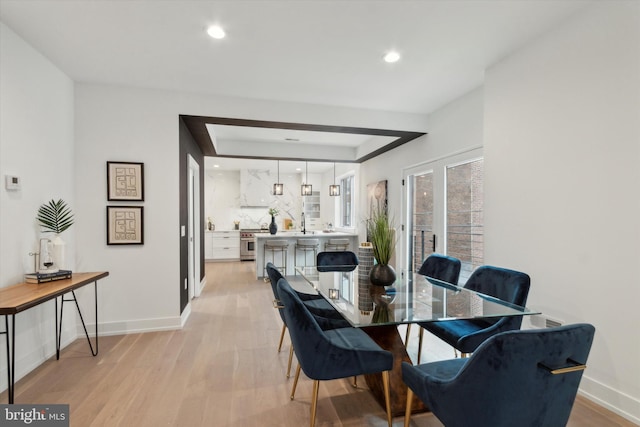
top-left (107, 206), bottom-right (144, 245)
top-left (107, 161), bottom-right (144, 201)
top-left (367, 180), bottom-right (388, 217)
top-left (366, 180), bottom-right (388, 242)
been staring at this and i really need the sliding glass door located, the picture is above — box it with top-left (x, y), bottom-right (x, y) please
top-left (404, 149), bottom-right (484, 283)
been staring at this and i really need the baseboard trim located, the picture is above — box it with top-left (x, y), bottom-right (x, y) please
top-left (579, 375), bottom-right (640, 425)
top-left (80, 316), bottom-right (183, 337)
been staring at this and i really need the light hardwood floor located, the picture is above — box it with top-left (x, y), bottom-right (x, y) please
top-left (2, 261), bottom-right (635, 426)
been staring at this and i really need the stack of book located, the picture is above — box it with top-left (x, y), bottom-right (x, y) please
top-left (24, 270), bottom-right (72, 284)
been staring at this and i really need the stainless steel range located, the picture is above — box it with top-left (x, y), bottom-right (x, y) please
top-left (240, 229), bottom-right (265, 261)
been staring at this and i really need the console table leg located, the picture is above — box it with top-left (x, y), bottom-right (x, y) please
top-left (71, 288), bottom-right (98, 356)
top-left (3, 315), bottom-right (16, 404)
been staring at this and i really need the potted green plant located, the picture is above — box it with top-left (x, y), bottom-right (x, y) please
top-left (366, 207), bottom-right (397, 287)
top-left (36, 199), bottom-right (74, 233)
top-left (36, 199), bottom-right (74, 270)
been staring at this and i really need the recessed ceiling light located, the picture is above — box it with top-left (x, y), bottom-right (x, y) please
top-left (207, 25), bottom-right (226, 39)
top-left (213, 164), bottom-right (220, 168)
top-left (383, 51), bottom-right (400, 63)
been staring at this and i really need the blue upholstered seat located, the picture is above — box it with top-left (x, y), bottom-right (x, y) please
top-left (278, 277), bottom-right (393, 427)
top-left (419, 265), bottom-right (530, 355)
top-left (402, 324), bottom-right (596, 427)
top-left (316, 251), bottom-right (359, 272)
top-left (409, 254), bottom-right (462, 362)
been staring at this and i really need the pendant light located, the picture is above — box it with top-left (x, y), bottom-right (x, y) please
top-left (273, 160), bottom-right (284, 195)
top-left (301, 161), bottom-right (312, 196)
top-left (329, 162), bottom-right (340, 196)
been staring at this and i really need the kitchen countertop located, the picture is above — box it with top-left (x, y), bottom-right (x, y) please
top-left (255, 231), bottom-right (357, 238)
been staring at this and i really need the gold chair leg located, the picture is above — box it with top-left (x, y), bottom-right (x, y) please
top-left (287, 345), bottom-right (294, 378)
top-left (352, 376), bottom-right (357, 388)
top-left (417, 328), bottom-right (424, 364)
top-left (278, 323), bottom-right (287, 352)
top-left (405, 323), bottom-right (412, 344)
top-left (404, 387), bottom-right (414, 427)
top-left (290, 365), bottom-right (301, 400)
top-left (382, 371), bottom-right (392, 427)
top-left (310, 380), bottom-right (320, 427)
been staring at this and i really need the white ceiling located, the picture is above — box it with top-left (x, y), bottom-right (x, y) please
top-left (0, 0), bottom-right (590, 168)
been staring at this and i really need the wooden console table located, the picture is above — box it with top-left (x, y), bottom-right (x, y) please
top-left (0, 271), bottom-right (109, 403)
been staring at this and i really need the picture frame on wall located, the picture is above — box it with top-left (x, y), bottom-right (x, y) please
top-left (107, 161), bottom-right (144, 201)
top-left (107, 206), bottom-right (144, 245)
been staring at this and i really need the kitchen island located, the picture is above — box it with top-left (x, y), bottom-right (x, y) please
top-left (255, 231), bottom-right (359, 279)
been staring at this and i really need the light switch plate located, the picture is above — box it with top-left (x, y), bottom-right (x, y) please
top-left (181, 225), bottom-right (186, 236)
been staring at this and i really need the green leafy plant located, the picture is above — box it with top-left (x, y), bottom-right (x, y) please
top-left (366, 208), bottom-right (396, 265)
top-left (36, 199), bottom-right (74, 233)
top-left (268, 207), bottom-right (279, 216)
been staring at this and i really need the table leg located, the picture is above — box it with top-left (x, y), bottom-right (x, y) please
top-left (2, 315), bottom-right (15, 404)
top-left (57, 283), bottom-right (99, 358)
top-left (362, 325), bottom-right (426, 417)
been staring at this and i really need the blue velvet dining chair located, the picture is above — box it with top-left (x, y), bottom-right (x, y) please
top-left (419, 265), bottom-right (530, 357)
top-left (402, 323), bottom-right (596, 427)
top-left (316, 250), bottom-right (359, 272)
top-left (408, 254), bottom-right (462, 361)
top-left (265, 263), bottom-right (349, 378)
top-left (278, 277), bottom-right (394, 427)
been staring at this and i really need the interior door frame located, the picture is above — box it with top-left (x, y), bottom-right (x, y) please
top-left (187, 154), bottom-right (201, 299)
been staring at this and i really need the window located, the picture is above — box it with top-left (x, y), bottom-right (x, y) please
top-left (339, 175), bottom-right (354, 227)
top-left (446, 159), bottom-right (484, 280)
top-left (403, 149), bottom-right (483, 283)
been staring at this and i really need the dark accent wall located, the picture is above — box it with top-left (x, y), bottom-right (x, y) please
top-left (179, 117), bottom-right (205, 314)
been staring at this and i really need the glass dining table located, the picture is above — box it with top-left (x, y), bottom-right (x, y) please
top-left (294, 265), bottom-right (539, 416)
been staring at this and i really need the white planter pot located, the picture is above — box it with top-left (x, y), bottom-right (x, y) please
top-left (52, 234), bottom-right (66, 270)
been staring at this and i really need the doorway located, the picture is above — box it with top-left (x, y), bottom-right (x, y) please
top-left (403, 148), bottom-right (484, 282)
top-left (188, 154), bottom-right (201, 298)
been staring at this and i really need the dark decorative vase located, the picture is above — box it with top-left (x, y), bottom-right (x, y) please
top-left (269, 215), bottom-right (277, 235)
top-left (369, 263), bottom-right (396, 287)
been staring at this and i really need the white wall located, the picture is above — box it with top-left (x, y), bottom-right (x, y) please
top-left (0, 22), bottom-right (77, 389)
top-left (484, 2), bottom-right (640, 422)
top-left (360, 87), bottom-right (484, 252)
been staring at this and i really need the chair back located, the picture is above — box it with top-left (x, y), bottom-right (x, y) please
top-left (277, 277), bottom-right (335, 379)
top-left (418, 324), bottom-right (595, 427)
top-left (464, 265), bottom-right (530, 305)
top-left (317, 251), bottom-right (359, 272)
top-left (265, 262), bottom-right (286, 323)
top-left (278, 277), bottom-right (392, 381)
top-left (417, 254), bottom-right (461, 284)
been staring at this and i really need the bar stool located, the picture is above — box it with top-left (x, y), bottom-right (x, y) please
top-left (263, 240), bottom-right (289, 277)
top-left (324, 238), bottom-right (349, 252)
top-left (295, 238), bottom-right (319, 275)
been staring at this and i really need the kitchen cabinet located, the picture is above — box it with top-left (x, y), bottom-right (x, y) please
top-left (205, 231), bottom-right (240, 261)
top-left (303, 191), bottom-right (321, 230)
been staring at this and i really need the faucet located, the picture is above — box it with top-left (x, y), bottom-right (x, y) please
top-left (301, 212), bottom-right (306, 235)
